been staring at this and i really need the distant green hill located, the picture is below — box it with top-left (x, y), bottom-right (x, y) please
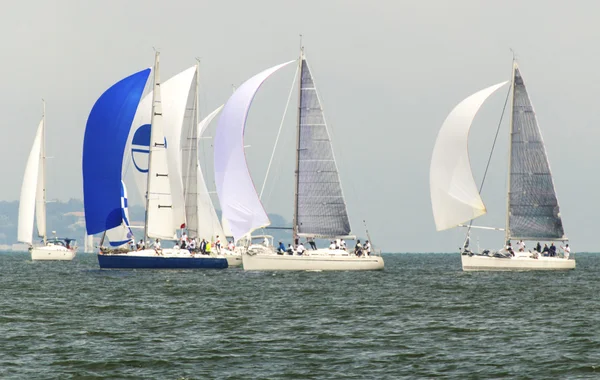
top-left (0, 200), bottom-right (293, 246)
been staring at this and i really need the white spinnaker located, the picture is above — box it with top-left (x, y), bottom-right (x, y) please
top-left (126, 66), bottom-right (196, 230)
top-left (18, 120), bottom-right (43, 244)
top-left (196, 105), bottom-right (226, 242)
top-left (214, 60), bottom-right (295, 241)
top-left (146, 57), bottom-right (176, 239)
top-left (430, 81), bottom-right (508, 231)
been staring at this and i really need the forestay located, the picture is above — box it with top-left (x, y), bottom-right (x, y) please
top-left (214, 61), bottom-right (294, 241)
top-left (430, 81), bottom-right (508, 231)
top-left (508, 66), bottom-right (566, 240)
top-left (296, 58), bottom-right (351, 238)
top-left (83, 68), bottom-right (150, 235)
top-left (18, 120), bottom-right (44, 244)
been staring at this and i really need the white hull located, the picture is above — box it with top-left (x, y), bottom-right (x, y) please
top-left (242, 249), bottom-right (384, 271)
top-left (461, 254), bottom-right (575, 271)
top-left (31, 246), bottom-right (76, 261)
top-left (224, 253), bottom-right (242, 267)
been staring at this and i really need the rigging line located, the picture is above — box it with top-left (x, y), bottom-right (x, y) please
top-left (466, 68), bottom-right (513, 236)
top-left (259, 63), bottom-right (299, 200)
top-left (478, 82), bottom-right (512, 195)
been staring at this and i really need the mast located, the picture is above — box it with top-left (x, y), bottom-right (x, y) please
top-left (41, 99), bottom-right (47, 245)
top-left (504, 59), bottom-right (517, 244)
top-left (292, 45), bottom-right (303, 245)
top-left (143, 51), bottom-right (160, 245)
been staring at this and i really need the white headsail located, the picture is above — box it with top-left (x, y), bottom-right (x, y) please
top-left (214, 61), bottom-right (295, 241)
top-left (127, 66), bottom-right (196, 231)
top-left (195, 105), bottom-right (226, 242)
top-left (430, 81), bottom-right (508, 231)
top-left (145, 53), bottom-right (176, 239)
top-left (18, 120), bottom-right (44, 245)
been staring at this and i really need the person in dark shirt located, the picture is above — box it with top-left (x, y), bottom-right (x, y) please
top-left (542, 244), bottom-right (549, 256)
top-left (549, 243), bottom-right (557, 257)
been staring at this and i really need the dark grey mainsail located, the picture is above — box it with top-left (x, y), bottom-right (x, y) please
top-left (294, 57), bottom-right (352, 238)
top-left (181, 69), bottom-right (199, 237)
top-left (507, 65), bottom-right (566, 240)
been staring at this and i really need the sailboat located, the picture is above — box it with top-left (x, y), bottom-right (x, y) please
top-left (84, 234), bottom-right (94, 253)
top-left (83, 53), bottom-right (227, 269)
top-left (214, 48), bottom-right (384, 271)
top-left (180, 64), bottom-right (241, 267)
top-left (18, 101), bottom-right (76, 261)
top-left (430, 60), bottom-right (575, 271)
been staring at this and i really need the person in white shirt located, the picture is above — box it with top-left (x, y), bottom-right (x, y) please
top-left (189, 238), bottom-right (197, 252)
top-left (561, 244), bottom-right (571, 259)
top-left (215, 235), bottom-right (221, 253)
top-left (329, 241), bottom-right (336, 250)
top-left (263, 236), bottom-right (269, 247)
top-left (297, 243), bottom-right (306, 255)
top-left (153, 239), bottom-right (162, 255)
top-left (341, 239), bottom-right (346, 250)
top-left (228, 240), bottom-right (235, 251)
top-left (364, 240), bottom-right (371, 256)
top-left (129, 240), bottom-right (136, 251)
top-left (518, 240), bottom-right (526, 252)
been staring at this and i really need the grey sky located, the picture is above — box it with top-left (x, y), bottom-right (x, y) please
top-left (3, 0), bottom-right (600, 252)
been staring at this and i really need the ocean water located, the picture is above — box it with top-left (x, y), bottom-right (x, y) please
top-left (0, 252), bottom-right (598, 379)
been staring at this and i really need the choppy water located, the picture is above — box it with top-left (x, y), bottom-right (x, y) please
top-left (0, 252), bottom-right (599, 379)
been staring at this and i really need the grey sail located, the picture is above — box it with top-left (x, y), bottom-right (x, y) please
top-left (181, 71), bottom-right (199, 237)
top-left (508, 66), bottom-right (566, 240)
top-left (295, 58), bottom-right (352, 238)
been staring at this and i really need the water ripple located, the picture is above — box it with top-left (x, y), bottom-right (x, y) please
top-left (0, 252), bottom-right (599, 378)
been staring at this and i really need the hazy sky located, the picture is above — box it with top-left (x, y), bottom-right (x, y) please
top-left (4, 0), bottom-right (600, 252)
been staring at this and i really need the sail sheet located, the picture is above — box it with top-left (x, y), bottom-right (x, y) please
top-left (214, 61), bottom-right (294, 241)
top-left (430, 81), bottom-right (508, 231)
top-left (146, 56), bottom-right (176, 239)
top-left (192, 105), bottom-right (226, 242)
top-left (83, 68), bottom-right (150, 235)
top-left (126, 66), bottom-right (196, 230)
top-left (18, 120), bottom-right (43, 244)
top-left (296, 59), bottom-right (351, 238)
top-left (508, 66), bottom-right (566, 240)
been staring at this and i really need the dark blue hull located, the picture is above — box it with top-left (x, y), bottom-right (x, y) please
top-left (97, 254), bottom-right (228, 269)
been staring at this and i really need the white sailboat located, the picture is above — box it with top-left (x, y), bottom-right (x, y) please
top-left (181, 63), bottom-right (241, 267)
top-left (84, 234), bottom-right (95, 253)
top-left (214, 48), bottom-right (384, 271)
top-left (18, 101), bottom-right (76, 261)
top-left (430, 60), bottom-right (575, 271)
top-left (84, 53), bottom-right (227, 269)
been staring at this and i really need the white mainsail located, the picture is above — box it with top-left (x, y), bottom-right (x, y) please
top-left (430, 81), bottom-right (508, 231)
top-left (214, 61), bottom-right (295, 241)
top-left (18, 119), bottom-right (44, 245)
top-left (145, 53), bottom-right (176, 239)
top-left (127, 66), bottom-right (196, 232)
top-left (35, 110), bottom-right (47, 241)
